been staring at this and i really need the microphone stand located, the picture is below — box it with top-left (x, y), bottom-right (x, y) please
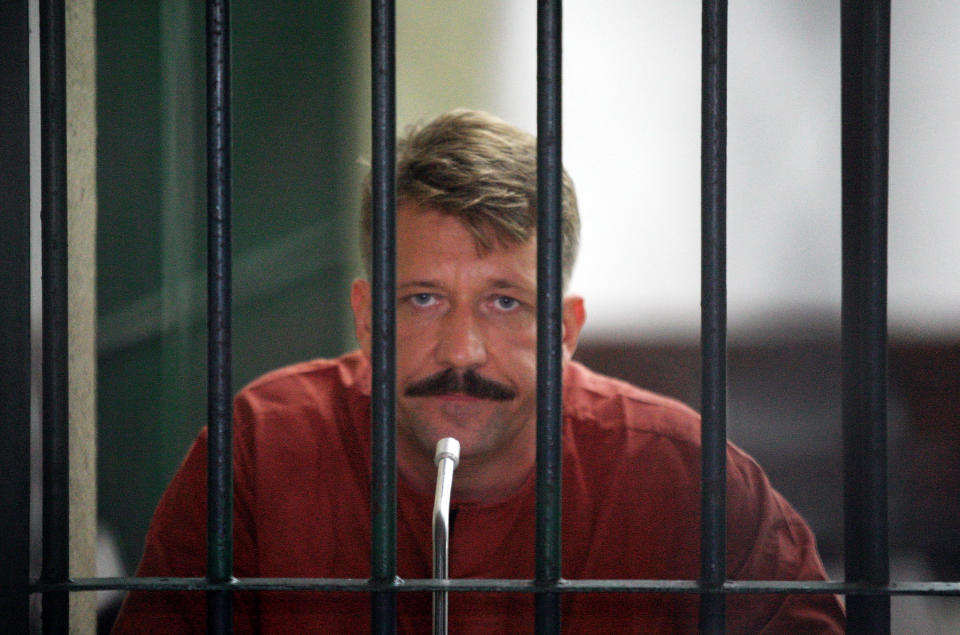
top-left (433, 438), bottom-right (460, 635)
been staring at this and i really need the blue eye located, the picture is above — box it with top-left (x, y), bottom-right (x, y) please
top-left (495, 296), bottom-right (518, 310)
top-left (410, 293), bottom-right (436, 307)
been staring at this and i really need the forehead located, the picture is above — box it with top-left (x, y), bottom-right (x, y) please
top-left (396, 204), bottom-right (536, 284)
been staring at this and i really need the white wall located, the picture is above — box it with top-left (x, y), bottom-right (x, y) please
top-left (493, 1), bottom-right (960, 340)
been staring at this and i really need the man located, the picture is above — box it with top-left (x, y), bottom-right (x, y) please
top-left (113, 110), bottom-right (845, 633)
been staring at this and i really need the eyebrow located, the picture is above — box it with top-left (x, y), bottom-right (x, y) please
top-left (397, 281), bottom-right (443, 291)
top-left (490, 279), bottom-right (534, 292)
top-left (397, 279), bottom-right (535, 292)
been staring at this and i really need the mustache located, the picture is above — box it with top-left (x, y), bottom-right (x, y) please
top-left (404, 368), bottom-right (516, 401)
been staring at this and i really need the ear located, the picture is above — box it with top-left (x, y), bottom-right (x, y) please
top-left (350, 279), bottom-right (372, 356)
top-left (561, 295), bottom-right (586, 360)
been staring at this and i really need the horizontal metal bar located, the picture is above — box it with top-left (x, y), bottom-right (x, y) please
top-left (31, 578), bottom-right (960, 597)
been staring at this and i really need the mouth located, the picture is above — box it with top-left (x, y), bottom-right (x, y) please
top-left (432, 392), bottom-right (485, 403)
top-left (404, 368), bottom-right (516, 402)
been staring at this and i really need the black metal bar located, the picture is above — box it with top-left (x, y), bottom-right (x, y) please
top-left (535, 1), bottom-right (563, 633)
top-left (39, 0), bottom-right (69, 631)
top-left (34, 576), bottom-right (960, 596)
top-left (370, 1), bottom-right (397, 633)
top-left (206, 0), bottom-right (234, 632)
top-left (700, 0), bottom-right (728, 632)
top-left (841, 1), bottom-right (891, 633)
top-left (0, 1), bottom-right (32, 631)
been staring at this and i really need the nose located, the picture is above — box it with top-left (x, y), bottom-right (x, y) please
top-left (435, 305), bottom-right (487, 369)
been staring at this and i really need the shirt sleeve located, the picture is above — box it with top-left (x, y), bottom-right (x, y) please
top-left (724, 444), bottom-right (846, 633)
top-left (110, 425), bottom-right (260, 634)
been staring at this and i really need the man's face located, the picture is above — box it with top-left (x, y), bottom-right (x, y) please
top-left (352, 203), bottom-right (584, 469)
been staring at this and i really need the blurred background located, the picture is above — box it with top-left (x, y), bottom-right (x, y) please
top-left (89, 1), bottom-right (959, 631)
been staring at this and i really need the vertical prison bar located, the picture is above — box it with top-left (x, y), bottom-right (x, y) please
top-left (370, 1), bottom-right (398, 632)
top-left (206, 0), bottom-right (234, 631)
top-left (699, 1), bottom-right (728, 633)
top-left (0, 0), bottom-right (32, 631)
top-left (534, 0), bottom-right (564, 632)
top-left (39, 0), bottom-right (70, 632)
top-left (17, 0), bottom-right (918, 628)
top-left (841, 1), bottom-right (891, 632)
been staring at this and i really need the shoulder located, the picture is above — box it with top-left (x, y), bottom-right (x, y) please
top-left (234, 351), bottom-right (369, 417)
top-left (561, 360), bottom-right (774, 506)
top-left (230, 351), bottom-right (372, 492)
top-left (563, 360), bottom-right (702, 446)
top-left (561, 360), bottom-right (710, 510)
top-left (238, 350), bottom-right (370, 405)
top-left (231, 351), bottom-right (371, 446)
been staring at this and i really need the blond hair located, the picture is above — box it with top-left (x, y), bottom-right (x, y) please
top-left (360, 109), bottom-right (580, 287)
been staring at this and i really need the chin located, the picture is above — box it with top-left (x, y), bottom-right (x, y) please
top-left (403, 422), bottom-right (483, 460)
top-left (398, 402), bottom-right (522, 460)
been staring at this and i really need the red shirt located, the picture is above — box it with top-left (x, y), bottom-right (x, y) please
top-left (113, 351), bottom-right (844, 633)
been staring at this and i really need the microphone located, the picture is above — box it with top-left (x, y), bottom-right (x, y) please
top-left (433, 437), bottom-right (460, 635)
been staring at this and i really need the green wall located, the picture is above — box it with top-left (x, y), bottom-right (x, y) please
top-left (96, 1), bottom-right (359, 570)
